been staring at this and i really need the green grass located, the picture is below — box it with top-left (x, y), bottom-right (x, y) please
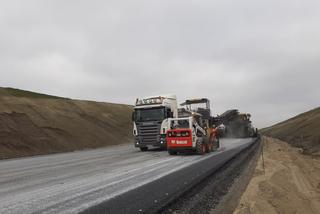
top-left (1, 87), bottom-right (68, 99)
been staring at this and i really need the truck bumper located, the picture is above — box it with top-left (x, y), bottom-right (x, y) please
top-left (134, 138), bottom-right (167, 149)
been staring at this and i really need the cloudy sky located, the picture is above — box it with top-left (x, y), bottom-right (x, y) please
top-left (0, 0), bottom-right (319, 128)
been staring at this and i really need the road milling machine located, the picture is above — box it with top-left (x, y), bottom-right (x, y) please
top-left (215, 109), bottom-right (257, 138)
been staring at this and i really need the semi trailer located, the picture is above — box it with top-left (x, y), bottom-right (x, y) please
top-left (132, 95), bottom-right (178, 151)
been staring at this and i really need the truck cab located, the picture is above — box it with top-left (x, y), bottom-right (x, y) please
top-left (132, 95), bottom-right (178, 151)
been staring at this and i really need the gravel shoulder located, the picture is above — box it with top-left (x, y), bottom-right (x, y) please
top-left (233, 136), bottom-right (320, 214)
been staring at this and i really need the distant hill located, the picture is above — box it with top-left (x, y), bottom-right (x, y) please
top-left (261, 107), bottom-right (320, 156)
top-left (0, 87), bottom-right (133, 159)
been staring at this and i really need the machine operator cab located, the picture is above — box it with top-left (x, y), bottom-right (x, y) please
top-left (180, 98), bottom-right (211, 121)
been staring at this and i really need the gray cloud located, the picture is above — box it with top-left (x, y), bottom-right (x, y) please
top-left (1, 0), bottom-right (320, 128)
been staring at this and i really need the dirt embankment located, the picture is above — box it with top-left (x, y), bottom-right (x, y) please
top-left (0, 87), bottom-right (133, 159)
top-left (234, 137), bottom-right (320, 214)
top-left (261, 107), bottom-right (320, 156)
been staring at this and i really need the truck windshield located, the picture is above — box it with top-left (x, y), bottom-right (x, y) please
top-left (134, 108), bottom-right (165, 122)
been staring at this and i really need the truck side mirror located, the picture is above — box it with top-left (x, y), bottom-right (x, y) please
top-left (132, 112), bottom-right (135, 121)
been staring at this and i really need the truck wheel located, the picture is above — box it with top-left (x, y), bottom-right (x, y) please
top-left (168, 150), bottom-right (177, 155)
top-left (140, 147), bottom-right (148, 152)
top-left (196, 140), bottom-right (206, 155)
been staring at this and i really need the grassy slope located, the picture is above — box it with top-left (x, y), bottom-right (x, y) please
top-left (260, 107), bottom-right (320, 155)
top-left (0, 87), bottom-right (133, 159)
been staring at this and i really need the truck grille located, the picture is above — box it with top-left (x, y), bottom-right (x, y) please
top-left (137, 122), bottom-right (161, 145)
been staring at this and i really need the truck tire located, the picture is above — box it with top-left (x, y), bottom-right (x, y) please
top-left (196, 139), bottom-right (206, 155)
top-left (140, 147), bottom-right (148, 152)
top-left (168, 150), bottom-right (177, 155)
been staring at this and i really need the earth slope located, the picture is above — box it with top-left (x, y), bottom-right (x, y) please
top-left (261, 107), bottom-right (320, 156)
top-left (0, 87), bottom-right (133, 159)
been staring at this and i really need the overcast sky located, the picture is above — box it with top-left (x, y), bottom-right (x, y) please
top-left (0, 0), bottom-right (319, 128)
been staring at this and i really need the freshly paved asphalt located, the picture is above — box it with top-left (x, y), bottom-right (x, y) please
top-left (0, 138), bottom-right (254, 214)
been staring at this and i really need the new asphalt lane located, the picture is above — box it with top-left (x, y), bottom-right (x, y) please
top-left (0, 138), bottom-right (254, 214)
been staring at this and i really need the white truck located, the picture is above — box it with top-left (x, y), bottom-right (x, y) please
top-left (132, 95), bottom-right (178, 151)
